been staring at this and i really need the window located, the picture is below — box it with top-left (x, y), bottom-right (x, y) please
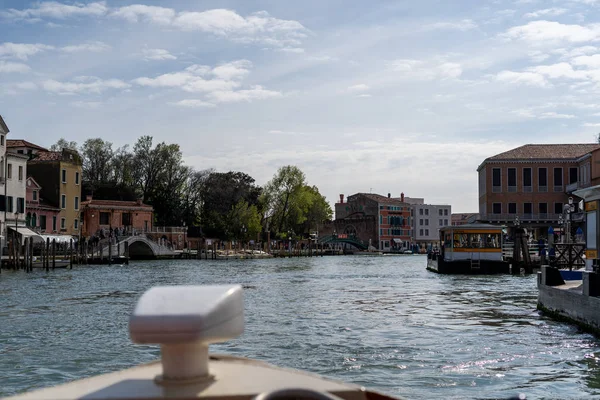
top-left (439, 219), bottom-right (443, 226)
top-left (18, 166), bottom-right (23, 181)
top-left (508, 203), bottom-right (517, 214)
top-left (60, 218), bottom-right (66, 230)
top-left (6, 196), bottom-right (13, 212)
top-left (32, 190), bottom-right (37, 201)
top-left (444, 209), bottom-right (448, 216)
top-left (425, 219), bottom-right (429, 226)
top-left (52, 216), bottom-right (57, 231)
top-left (122, 213), bottom-right (132, 226)
top-left (0, 135), bottom-right (4, 146)
top-left (439, 209), bottom-right (443, 216)
top-left (553, 167), bottom-right (563, 191)
top-left (444, 219), bottom-right (448, 226)
top-left (62, 169), bottom-right (66, 183)
top-left (419, 209), bottom-right (423, 215)
top-left (538, 168), bottom-right (547, 191)
top-left (74, 219), bottom-right (79, 229)
top-left (524, 203), bottom-right (532, 215)
top-left (508, 168), bottom-right (517, 192)
top-left (492, 203), bottom-right (502, 214)
top-left (419, 219), bottom-right (423, 225)
top-left (7, 163), bottom-right (12, 179)
top-left (425, 229), bottom-right (429, 236)
top-left (61, 194), bottom-right (66, 209)
top-left (569, 167), bottom-right (578, 184)
top-left (74, 196), bottom-right (79, 210)
top-left (17, 197), bottom-right (24, 213)
top-left (40, 215), bottom-right (47, 230)
top-left (539, 203), bottom-right (548, 215)
top-left (100, 212), bottom-right (110, 225)
top-left (419, 229), bottom-right (424, 236)
top-left (75, 171), bottom-right (80, 185)
top-left (523, 168), bottom-right (532, 191)
top-left (492, 168), bottom-right (501, 192)
top-left (554, 202), bottom-right (563, 215)
top-left (425, 209), bottom-right (429, 216)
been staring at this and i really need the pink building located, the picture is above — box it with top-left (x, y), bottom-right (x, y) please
top-left (25, 177), bottom-right (61, 233)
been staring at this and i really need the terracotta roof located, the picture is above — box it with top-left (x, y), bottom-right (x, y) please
top-left (451, 213), bottom-right (478, 222)
top-left (7, 139), bottom-right (48, 151)
top-left (487, 144), bottom-right (600, 161)
top-left (30, 151), bottom-right (62, 162)
top-left (355, 193), bottom-right (408, 205)
top-left (81, 199), bottom-right (153, 209)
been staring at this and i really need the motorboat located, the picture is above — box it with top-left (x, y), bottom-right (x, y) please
top-left (5, 285), bottom-right (403, 400)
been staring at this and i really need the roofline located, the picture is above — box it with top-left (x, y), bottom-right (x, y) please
top-left (6, 139), bottom-right (48, 151)
top-left (478, 157), bottom-right (587, 171)
top-left (0, 115), bottom-right (9, 134)
top-left (26, 176), bottom-right (42, 189)
top-left (7, 152), bottom-right (30, 160)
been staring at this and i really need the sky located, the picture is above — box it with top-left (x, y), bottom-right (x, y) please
top-left (2, 1), bottom-right (600, 213)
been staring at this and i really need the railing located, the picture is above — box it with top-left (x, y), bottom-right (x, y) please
top-left (481, 213), bottom-right (562, 222)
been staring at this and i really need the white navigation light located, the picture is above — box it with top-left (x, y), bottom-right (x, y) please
top-left (129, 285), bottom-right (244, 383)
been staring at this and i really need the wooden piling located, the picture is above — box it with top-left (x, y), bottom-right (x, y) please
top-left (124, 241), bottom-right (129, 265)
top-left (69, 239), bottom-right (73, 269)
top-left (108, 239), bottom-right (112, 265)
top-left (24, 237), bottom-right (29, 272)
top-left (29, 237), bottom-right (33, 272)
top-left (51, 239), bottom-right (56, 269)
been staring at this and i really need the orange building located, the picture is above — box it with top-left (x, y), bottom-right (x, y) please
top-left (80, 196), bottom-right (153, 238)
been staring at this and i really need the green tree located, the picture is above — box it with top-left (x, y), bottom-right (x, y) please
top-left (111, 145), bottom-right (134, 186)
top-left (49, 138), bottom-right (78, 152)
top-left (132, 136), bottom-right (165, 202)
top-left (261, 165), bottom-right (309, 236)
top-left (298, 185), bottom-right (333, 234)
top-left (152, 144), bottom-right (189, 226)
top-left (227, 200), bottom-right (262, 242)
top-left (81, 138), bottom-right (114, 185)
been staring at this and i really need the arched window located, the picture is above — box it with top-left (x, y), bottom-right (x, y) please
top-left (32, 213), bottom-right (37, 227)
top-left (26, 212), bottom-right (31, 227)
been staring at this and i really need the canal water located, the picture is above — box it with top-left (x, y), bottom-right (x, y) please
top-left (1, 255), bottom-right (600, 399)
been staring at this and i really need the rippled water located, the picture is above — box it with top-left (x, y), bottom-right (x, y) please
top-left (1, 255), bottom-right (600, 399)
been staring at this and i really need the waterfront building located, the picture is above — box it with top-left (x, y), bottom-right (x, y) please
top-left (6, 139), bottom-right (48, 159)
top-left (0, 116), bottom-right (8, 236)
top-left (332, 192), bottom-right (412, 251)
top-left (80, 196), bottom-right (153, 238)
top-left (25, 177), bottom-right (60, 233)
top-left (404, 197), bottom-right (451, 250)
top-left (27, 148), bottom-right (83, 236)
top-left (451, 213), bottom-right (479, 226)
top-left (5, 151), bottom-right (29, 233)
top-left (477, 143), bottom-right (600, 239)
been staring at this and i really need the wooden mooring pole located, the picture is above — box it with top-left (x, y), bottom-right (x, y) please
top-left (69, 239), bottom-right (73, 269)
top-left (124, 241), bottom-right (129, 265)
top-left (51, 239), bottom-right (56, 269)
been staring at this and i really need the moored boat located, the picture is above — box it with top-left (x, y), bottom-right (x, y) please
top-left (426, 223), bottom-right (509, 274)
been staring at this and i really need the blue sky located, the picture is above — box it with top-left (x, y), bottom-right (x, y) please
top-left (2, 1), bottom-right (600, 212)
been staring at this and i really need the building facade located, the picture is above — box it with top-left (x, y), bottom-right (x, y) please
top-left (404, 197), bottom-right (451, 249)
top-left (477, 143), bottom-right (600, 238)
top-left (4, 152), bottom-right (28, 231)
top-left (27, 149), bottom-right (83, 236)
top-left (25, 177), bottom-right (61, 233)
top-left (332, 192), bottom-right (412, 250)
top-left (80, 196), bottom-right (153, 238)
top-left (7, 140), bottom-right (48, 159)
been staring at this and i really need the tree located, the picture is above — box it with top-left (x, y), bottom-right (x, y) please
top-left (81, 138), bottom-right (114, 185)
top-left (227, 200), bottom-right (262, 242)
top-left (132, 136), bottom-right (165, 202)
top-left (181, 168), bottom-right (213, 227)
top-left (299, 185), bottom-right (333, 234)
top-left (261, 165), bottom-right (308, 236)
top-left (50, 138), bottom-right (78, 152)
top-left (151, 143), bottom-right (189, 226)
top-left (111, 145), bottom-right (134, 186)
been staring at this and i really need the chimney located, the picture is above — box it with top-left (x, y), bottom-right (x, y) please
top-left (86, 194), bottom-right (93, 201)
top-left (339, 194), bottom-right (344, 204)
top-left (136, 198), bottom-right (143, 205)
top-left (387, 193), bottom-right (391, 198)
top-left (401, 192), bottom-right (404, 202)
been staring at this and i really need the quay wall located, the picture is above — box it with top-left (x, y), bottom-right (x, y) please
top-left (538, 284), bottom-right (600, 335)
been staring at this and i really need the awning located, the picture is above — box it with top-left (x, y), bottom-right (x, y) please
top-left (8, 226), bottom-right (42, 240)
top-left (39, 234), bottom-right (75, 244)
top-left (393, 238), bottom-right (402, 243)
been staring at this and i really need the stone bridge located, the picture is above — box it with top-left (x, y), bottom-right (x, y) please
top-left (100, 235), bottom-right (178, 260)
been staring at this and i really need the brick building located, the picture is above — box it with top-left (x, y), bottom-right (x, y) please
top-left (477, 143), bottom-right (600, 238)
top-left (80, 196), bottom-right (153, 238)
top-left (331, 192), bottom-right (412, 250)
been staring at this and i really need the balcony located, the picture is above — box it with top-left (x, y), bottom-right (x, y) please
top-left (481, 213), bottom-right (562, 222)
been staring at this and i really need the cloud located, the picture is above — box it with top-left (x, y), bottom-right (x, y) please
top-left (389, 59), bottom-right (463, 80)
top-left (347, 84), bottom-right (370, 92)
top-left (207, 86), bottom-right (282, 103)
top-left (422, 19), bottom-right (477, 31)
top-left (0, 43), bottom-right (54, 60)
top-left (61, 41), bottom-right (110, 53)
top-left (71, 101), bottom-right (102, 109)
top-left (583, 122), bottom-right (600, 127)
top-left (572, 54), bottom-right (600, 68)
top-left (112, 7), bottom-right (308, 48)
top-left (523, 8), bottom-right (568, 18)
top-left (141, 48), bottom-right (177, 61)
top-left (538, 111), bottom-right (576, 119)
top-left (528, 62), bottom-right (588, 79)
top-left (504, 21), bottom-right (600, 44)
top-left (357, 94), bottom-right (372, 98)
top-left (2, 1), bottom-right (108, 21)
top-left (496, 70), bottom-right (550, 87)
top-left (170, 99), bottom-right (216, 108)
top-left (42, 76), bottom-right (130, 94)
top-left (0, 61), bottom-right (31, 73)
